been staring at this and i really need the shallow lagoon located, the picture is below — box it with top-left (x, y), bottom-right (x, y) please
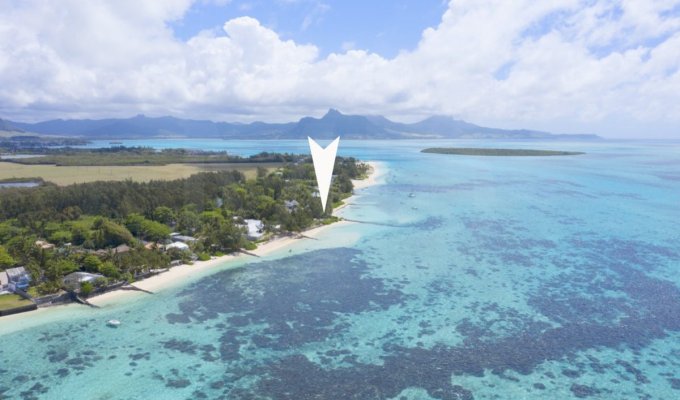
top-left (1, 139), bottom-right (679, 399)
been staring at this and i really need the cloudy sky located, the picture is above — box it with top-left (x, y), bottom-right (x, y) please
top-left (1, 0), bottom-right (679, 137)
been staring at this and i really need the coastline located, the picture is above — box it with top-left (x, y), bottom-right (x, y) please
top-left (3, 161), bottom-right (385, 319)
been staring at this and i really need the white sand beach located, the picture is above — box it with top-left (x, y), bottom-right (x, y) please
top-left (0, 161), bottom-right (385, 331)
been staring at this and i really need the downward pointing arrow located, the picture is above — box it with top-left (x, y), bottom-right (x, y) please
top-left (308, 136), bottom-right (340, 213)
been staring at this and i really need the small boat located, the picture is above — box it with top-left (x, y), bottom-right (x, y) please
top-left (408, 193), bottom-right (416, 198)
top-left (107, 319), bottom-right (121, 327)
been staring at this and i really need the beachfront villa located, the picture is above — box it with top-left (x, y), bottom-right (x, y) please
top-left (244, 219), bottom-right (265, 241)
top-left (63, 272), bottom-right (104, 290)
top-left (5, 267), bottom-right (31, 291)
top-left (166, 242), bottom-right (190, 251)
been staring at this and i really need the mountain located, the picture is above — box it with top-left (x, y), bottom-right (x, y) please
top-left (2, 110), bottom-right (600, 140)
top-left (283, 109), bottom-right (395, 139)
top-left (0, 118), bottom-right (23, 133)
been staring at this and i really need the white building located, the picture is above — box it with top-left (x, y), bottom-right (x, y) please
top-left (0, 271), bottom-right (9, 294)
top-left (166, 242), bottom-right (190, 251)
top-left (244, 219), bottom-right (264, 241)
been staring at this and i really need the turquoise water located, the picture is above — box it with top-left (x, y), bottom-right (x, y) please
top-left (1, 139), bottom-right (679, 399)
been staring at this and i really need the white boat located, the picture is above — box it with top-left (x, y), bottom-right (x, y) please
top-left (107, 319), bottom-right (121, 327)
top-left (408, 193), bottom-right (416, 198)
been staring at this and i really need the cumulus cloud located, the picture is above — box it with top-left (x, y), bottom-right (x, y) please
top-left (0, 0), bottom-right (679, 137)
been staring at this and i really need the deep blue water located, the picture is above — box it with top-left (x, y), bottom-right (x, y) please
top-left (1, 139), bottom-right (679, 399)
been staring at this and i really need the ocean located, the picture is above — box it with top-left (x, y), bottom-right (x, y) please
top-left (1, 139), bottom-right (679, 399)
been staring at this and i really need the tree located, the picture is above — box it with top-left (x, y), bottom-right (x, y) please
top-left (81, 254), bottom-right (103, 272)
top-left (49, 230), bottom-right (72, 245)
top-left (92, 218), bottom-right (134, 248)
top-left (177, 208), bottom-right (200, 234)
top-left (99, 261), bottom-right (120, 279)
top-left (140, 219), bottom-right (171, 242)
top-left (0, 245), bottom-right (15, 269)
top-left (80, 281), bottom-right (94, 297)
top-left (125, 214), bottom-right (171, 242)
top-left (153, 206), bottom-right (175, 225)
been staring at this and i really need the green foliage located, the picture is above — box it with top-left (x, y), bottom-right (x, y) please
top-left (153, 206), bottom-right (175, 225)
top-left (125, 214), bottom-right (170, 242)
top-left (0, 154), bottom-right (365, 291)
top-left (99, 261), bottom-right (119, 279)
top-left (177, 207), bottom-right (200, 234)
top-left (0, 245), bottom-right (15, 268)
top-left (44, 259), bottom-right (78, 282)
top-left (81, 254), bottom-right (103, 272)
top-left (243, 242), bottom-right (257, 251)
top-left (49, 230), bottom-right (72, 245)
top-left (80, 281), bottom-right (94, 297)
top-left (0, 221), bottom-right (23, 244)
top-left (92, 218), bottom-right (134, 248)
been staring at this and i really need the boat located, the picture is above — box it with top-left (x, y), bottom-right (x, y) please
top-left (408, 193), bottom-right (416, 198)
top-left (107, 319), bottom-right (121, 327)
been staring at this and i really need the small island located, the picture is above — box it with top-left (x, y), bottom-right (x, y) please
top-left (421, 147), bottom-right (585, 156)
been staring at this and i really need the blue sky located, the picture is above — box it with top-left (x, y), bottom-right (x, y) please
top-left (172, 0), bottom-right (447, 58)
top-left (1, 0), bottom-right (680, 137)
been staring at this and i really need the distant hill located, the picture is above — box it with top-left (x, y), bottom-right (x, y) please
top-left (0, 118), bottom-right (24, 133)
top-left (3, 110), bottom-right (600, 140)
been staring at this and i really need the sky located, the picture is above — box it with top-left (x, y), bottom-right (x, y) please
top-left (1, 0), bottom-right (679, 138)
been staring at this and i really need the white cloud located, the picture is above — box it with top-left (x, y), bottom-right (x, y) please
top-left (0, 0), bottom-right (679, 137)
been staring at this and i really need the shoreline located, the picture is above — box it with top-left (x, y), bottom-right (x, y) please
top-left (3, 161), bottom-right (385, 318)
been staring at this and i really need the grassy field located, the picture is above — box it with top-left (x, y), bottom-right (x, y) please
top-left (0, 294), bottom-right (33, 311)
top-left (0, 162), bottom-right (282, 185)
top-left (9, 150), bottom-right (237, 166)
top-left (422, 147), bottom-right (585, 156)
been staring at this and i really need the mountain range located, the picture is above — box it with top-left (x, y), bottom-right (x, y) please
top-left (1, 109), bottom-right (600, 140)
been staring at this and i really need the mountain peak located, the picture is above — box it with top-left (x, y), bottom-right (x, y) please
top-left (323, 108), bottom-right (343, 118)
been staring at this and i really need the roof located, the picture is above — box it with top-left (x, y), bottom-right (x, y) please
top-left (114, 244), bottom-right (131, 253)
top-left (5, 267), bottom-right (28, 280)
top-left (244, 219), bottom-right (264, 239)
top-left (63, 272), bottom-right (104, 286)
top-left (166, 242), bottom-right (189, 250)
top-left (172, 235), bottom-right (197, 243)
top-left (35, 240), bottom-right (55, 250)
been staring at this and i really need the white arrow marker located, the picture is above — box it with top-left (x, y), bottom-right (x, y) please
top-left (308, 136), bottom-right (340, 212)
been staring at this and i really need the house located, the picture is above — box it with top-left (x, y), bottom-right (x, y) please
top-left (244, 219), bottom-right (264, 241)
top-left (284, 200), bottom-right (300, 213)
top-left (166, 242), bottom-right (189, 251)
top-left (35, 240), bottom-right (55, 250)
top-left (63, 272), bottom-right (104, 290)
top-left (6, 267), bottom-right (31, 291)
top-left (0, 271), bottom-right (9, 294)
top-left (113, 244), bottom-right (131, 254)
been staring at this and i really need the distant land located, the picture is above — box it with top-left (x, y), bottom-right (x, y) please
top-left (422, 148), bottom-right (585, 156)
top-left (0, 109), bottom-right (600, 140)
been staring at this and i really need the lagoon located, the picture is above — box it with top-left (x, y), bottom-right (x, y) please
top-left (1, 139), bottom-right (679, 399)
